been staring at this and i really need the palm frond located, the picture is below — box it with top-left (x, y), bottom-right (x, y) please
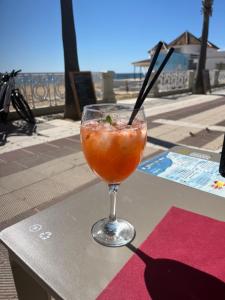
top-left (201, 0), bottom-right (213, 16)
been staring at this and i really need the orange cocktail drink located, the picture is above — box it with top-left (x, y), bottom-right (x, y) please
top-left (81, 120), bottom-right (147, 183)
top-left (80, 104), bottom-right (147, 247)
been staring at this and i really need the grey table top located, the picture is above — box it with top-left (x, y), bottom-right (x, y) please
top-left (1, 146), bottom-right (225, 299)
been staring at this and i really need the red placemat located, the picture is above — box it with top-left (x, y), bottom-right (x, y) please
top-left (97, 207), bottom-right (225, 300)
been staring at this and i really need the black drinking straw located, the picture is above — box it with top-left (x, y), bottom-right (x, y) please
top-left (135, 41), bottom-right (163, 105)
top-left (128, 46), bottom-right (174, 125)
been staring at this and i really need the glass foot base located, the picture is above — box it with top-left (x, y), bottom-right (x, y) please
top-left (91, 218), bottom-right (136, 247)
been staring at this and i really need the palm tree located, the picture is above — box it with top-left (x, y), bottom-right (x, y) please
top-left (194, 0), bottom-right (213, 94)
top-left (60, 0), bottom-right (80, 119)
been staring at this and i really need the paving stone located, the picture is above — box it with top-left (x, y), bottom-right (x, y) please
top-left (46, 119), bottom-right (75, 127)
top-left (149, 102), bottom-right (225, 148)
top-left (0, 186), bottom-right (9, 196)
top-left (14, 178), bottom-right (70, 207)
top-left (54, 152), bottom-right (86, 167)
top-left (146, 95), bottom-right (225, 119)
top-left (26, 141), bottom-right (80, 157)
top-left (157, 127), bottom-right (200, 143)
top-left (183, 103), bottom-right (225, 125)
top-left (32, 157), bottom-right (74, 177)
top-left (66, 135), bottom-right (80, 142)
top-left (51, 164), bottom-right (96, 191)
top-left (0, 243), bottom-right (18, 299)
top-left (0, 161), bottom-right (27, 177)
top-left (49, 137), bottom-right (80, 149)
top-left (25, 142), bottom-right (62, 154)
top-left (37, 123), bottom-right (55, 131)
top-left (0, 158), bottom-right (7, 164)
top-left (0, 169), bottom-right (44, 192)
top-left (148, 124), bottom-right (179, 137)
top-left (0, 149), bottom-right (35, 163)
top-left (202, 134), bottom-right (224, 151)
top-left (74, 156), bottom-right (86, 166)
top-left (39, 126), bottom-right (80, 140)
top-left (0, 142), bottom-right (18, 154)
top-left (180, 130), bottom-right (222, 148)
top-left (16, 152), bottom-right (52, 169)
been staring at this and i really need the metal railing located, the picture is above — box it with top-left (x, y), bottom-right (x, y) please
top-left (12, 70), bottom-right (225, 110)
top-left (15, 72), bottom-right (104, 109)
top-left (15, 73), bottom-right (65, 109)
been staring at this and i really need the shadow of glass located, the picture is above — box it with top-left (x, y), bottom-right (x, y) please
top-left (127, 243), bottom-right (225, 300)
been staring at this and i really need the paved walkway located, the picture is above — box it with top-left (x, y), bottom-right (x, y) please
top-left (1, 89), bottom-right (225, 299)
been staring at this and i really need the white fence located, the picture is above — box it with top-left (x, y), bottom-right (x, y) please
top-left (113, 70), bottom-right (225, 97)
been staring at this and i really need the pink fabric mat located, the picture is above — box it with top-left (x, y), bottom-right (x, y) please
top-left (97, 207), bottom-right (225, 300)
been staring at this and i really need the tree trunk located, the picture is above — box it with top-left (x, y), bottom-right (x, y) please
top-left (194, 7), bottom-right (210, 94)
top-left (60, 0), bottom-right (80, 119)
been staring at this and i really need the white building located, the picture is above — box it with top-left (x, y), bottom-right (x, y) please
top-left (133, 31), bottom-right (225, 71)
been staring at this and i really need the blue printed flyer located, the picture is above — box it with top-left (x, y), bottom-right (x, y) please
top-left (138, 151), bottom-right (225, 198)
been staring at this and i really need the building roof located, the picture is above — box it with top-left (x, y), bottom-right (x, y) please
top-left (148, 41), bottom-right (168, 54)
top-left (132, 59), bottom-right (150, 67)
top-left (199, 38), bottom-right (219, 49)
top-left (167, 31), bottom-right (219, 49)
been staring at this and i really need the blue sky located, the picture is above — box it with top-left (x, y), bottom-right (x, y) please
top-left (0, 0), bottom-right (224, 73)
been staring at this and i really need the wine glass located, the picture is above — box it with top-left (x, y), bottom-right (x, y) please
top-left (80, 104), bottom-right (147, 247)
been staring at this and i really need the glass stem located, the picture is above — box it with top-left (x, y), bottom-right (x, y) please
top-left (108, 184), bottom-right (119, 222)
